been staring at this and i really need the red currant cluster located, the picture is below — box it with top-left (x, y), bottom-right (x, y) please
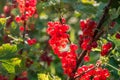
top-left (79, 19), bottom-right (97, 51)
top-left (27, 38), bottom-right (37, 46)
top-left (16, 0), bottom-right (37, 22)
top-left (47, 20), bottom-right (78, 76)
top-left (79, 19), bottom-right (98, 62)
top-left (101, 42), bottom-right (112, 56)
top-left (61, 44), bottom-right (77, 76)
top-left (75, 64), bottom-right (110, 80)
top-left (47, 21), bottom-right (70, 54)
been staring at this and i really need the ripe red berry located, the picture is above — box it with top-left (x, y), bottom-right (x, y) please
top-left (92, 41), bottom-right (98, 48)
top-left (21, 15), bottom-right (26, 21)
top-left (21, 71), bottom-right (28, 77)
top-left (70, 44), bottom-right (78, 51)
top-left (61, 18), bottom-right (66, 24)
top-left (84, 55), bottom-right (90, 62)
top-left (110, 21), bottom-right (116, 28)
top-left (19, 26), bottom-right (24, 32)
top-left (25, 58), bottom-right (33, 67)
top-left (101, 42), bottom-right (112, 56)
top-left (81, 37), bottom-right (91, 50)
top-left (40, 52), bottom-right (53, 66)
top-left (27, 38), bottom-right (37, 46)
top-left (3, 5), bottom-right (11, 14)
top-left (15, 16), bottom-right (21, 23)
top-left (32, 38), bottom-right (37, 43)
top-left (115, 33), bottom-right (120, 39)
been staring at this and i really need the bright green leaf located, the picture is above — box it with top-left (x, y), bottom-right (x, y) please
top-left (38, 73), bottom-right (49, 80)
top-left (11, 58), bottom-right (21, 66)
top-left (1, 60), bottom-right (15, 73)
top-left (0, 58), bottom-right (21, 73)
top-left (0, 43), bottom-right (17, 59)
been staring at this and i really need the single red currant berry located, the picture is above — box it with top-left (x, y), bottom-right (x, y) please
top-left (27, 38), bottom-right (37, 46)
top-left (32, 38), bottom-right (37, 44)
top-left (62, 18), bottom-right (66, 24)
top-left (70, 44), bottom-right (78, 51)
top-left (19, 26), bottom-right (24, 32)
top-left (27, 39), bottom-right (33, 46)
top-left (84, 55), bottom-right (90, 62)
top-left (101, 42), bottom-right (112, 56)
top-left (15, 16), bottom-right (21, 23)
top-left (21, 15), bottom-right (26, 21)
top-left (3, 5), bottom-right (11, 14)
top-left (21, 71), bottom-right (27, 77)
top-left (116, 33), bottom-right (120, 39)
top-left (110, 21), bottom-right (116, 28)
top-left (25, 1), bottom-right (29, 7)
top-left (106, 42), bottom-right (112, 49)
top-left (92, 41), bottom-right (98, 48)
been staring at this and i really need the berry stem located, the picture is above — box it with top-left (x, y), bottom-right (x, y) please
top-left (106, 63), bottom-right (120, 71)
top-left (74, 66), bottom-right (96, 79)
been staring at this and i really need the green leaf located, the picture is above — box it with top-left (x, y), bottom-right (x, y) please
top-left (11, 22), bottom-right (17, 30)
top-left (11, 58), bottom-right (21, 66)
top-left (0, 18), bottom-right (7, 25)
top-left (118, 70), bottom-right (120, 76)
top-left (48, 73), bottom-right (61, 80)
top-left (1, 60), bottom-right (15, 73)
top-left (74, 3), bottom-right (97, 15)
top-left (0, 43), bottom-right (17, 59)
top-left (109, 7), bottom-right (120, 20)
top-left (0, 58), bottom-right (21, 74)
top-left (37, 73), bottom-right (61, 80)
top-left (38, 73), bottom-right (49, 80)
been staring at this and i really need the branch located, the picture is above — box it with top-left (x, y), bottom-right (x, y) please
top-left (69, 0), bottom-right (113, 80)
top-left (93, 0), bottom-right (112, 38)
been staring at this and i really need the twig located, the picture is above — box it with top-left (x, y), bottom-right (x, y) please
top-left (106, 63), bottom-right (120, 71)
top-left (93, 0), bottom-right (112, 38)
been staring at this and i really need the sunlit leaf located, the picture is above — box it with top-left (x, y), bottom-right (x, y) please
top-left (38, 73), bottom-right (49, 80)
